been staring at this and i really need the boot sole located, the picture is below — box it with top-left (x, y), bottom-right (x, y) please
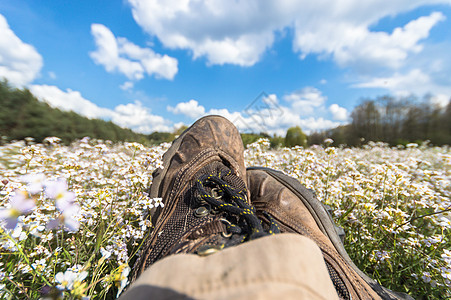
top-left (247, 166), bottom-right (411, 300)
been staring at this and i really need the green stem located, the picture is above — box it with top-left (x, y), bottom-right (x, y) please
top-left (6, 276), bottom-right (30, 299)
top-left (3, 233), bottom-right (53, 287)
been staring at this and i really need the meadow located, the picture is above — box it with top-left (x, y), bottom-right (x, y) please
top-left (0, 137), bottom-right (449, 299)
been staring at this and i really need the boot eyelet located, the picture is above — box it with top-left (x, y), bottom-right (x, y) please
top-left (197, 244), bottom-right (222, 256)
top-left (194, 206), bottom-right (210, 217)
top-left (219, 218), bottom-right (232, 226)
top-left (221, 231), bottom-right (232, 238)
top-left (219, 218), bottom-right (233, 237)
top-left (210, 188), bottom-right (223, 199)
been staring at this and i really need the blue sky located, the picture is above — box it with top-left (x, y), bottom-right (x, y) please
top-left (1, 1), bottom-right (450, 135)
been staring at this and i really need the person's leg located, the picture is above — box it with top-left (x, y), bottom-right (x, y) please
top-left (247, 167), bottom-right (413, 300)
top-left (121, 233), bottom-right (338, 300)
top-left (128, 115), bottom-right (285, 300)
top-left (126, 115), bottom-right (399, 300)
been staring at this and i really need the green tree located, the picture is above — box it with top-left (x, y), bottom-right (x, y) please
top-left (148, 132), bottom-right (175, 144)
top-left (350, 100), bottom-right (381, 144)
top-left (240, 133), bottom-right (262, 147)
top-left (270, 134), bottom-right (285, 148)
top-left (443, 100), bottom-right (451, 145)
top-left (0, 80), bottom-right (152, 144)
top-left (329, 125), bottom-right (350, 146)
top-left (285, 126), bottom-right (307, 147)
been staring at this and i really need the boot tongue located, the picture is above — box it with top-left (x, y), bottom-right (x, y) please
top-left (193, 161), bottom-right (247, 196)
top-left (187, 219), bottom-right (227, 239)
top-left (162, 161), bottom-right (247, 256)
top-left (191, 163), bottom-right (281, 244)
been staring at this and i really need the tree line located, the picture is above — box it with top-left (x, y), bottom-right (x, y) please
top-left (0, 80), bottom-right (149, 145)
top-left (232, 95), bottom-right (451, 148)
top-left (310, 95), bottom-right (451, 147)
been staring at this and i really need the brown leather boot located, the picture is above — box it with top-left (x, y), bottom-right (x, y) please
top-left (247, 167), bottom-right (414, 300)
top-left (131, 116), bottom-right (278, 282)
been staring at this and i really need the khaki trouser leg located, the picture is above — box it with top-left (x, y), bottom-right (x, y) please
top-left (120, 233), bottom-right (338, 300)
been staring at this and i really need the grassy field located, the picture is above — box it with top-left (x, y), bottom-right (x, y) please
top-left (0, 138), bottom-right (450, 299)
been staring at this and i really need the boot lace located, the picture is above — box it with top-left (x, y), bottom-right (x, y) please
top-left (196, 170), bottom-right (280, 242)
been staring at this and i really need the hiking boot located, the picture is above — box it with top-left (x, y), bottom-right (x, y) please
top-left (131, 116), bottom-right (278, 282)
top-left (247, 167), bottom-right (413, 300)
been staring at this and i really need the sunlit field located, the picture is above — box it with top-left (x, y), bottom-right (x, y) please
top-left (0, 138), bottom-right (450, 299)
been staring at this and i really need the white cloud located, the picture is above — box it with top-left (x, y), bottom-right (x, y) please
top-left (299, 117), bottom-right (341, 132)
top-left (356, 69), bottom-right (429, 91)
top-left (29, 83), bottom-right (344, 135)
top-left (205, 107), bottom-right (340, 135)
top-left (329, 104), bottom-right (349, 121)
top-left (90, 23), bottom-right (178, 80)
top-left (294, 12), bottom-right (445, 70)
top-left (283, 87), bottom-right (327, 115)
top-left (167, 99), bottom-right (205, 119)
top-left (0, 14), bottom-right (43, 86)
top-left (29, 85), bottom-right (112, 119)
top-left (127, 0), bottom-right (449, 69)
top-left (48, 71), bottom-right (56, 80)
top-left (355, 69), bottom-right (451, 99)
top-left (430, 94), bottom-right (450, 108)
top-left (168, 87), bottom-right (343, 134)
top-left (128, 0), bottom-right (280, 66)
top-left (173, 122), bottom-right (186, 131)
top-left (120, 81), bottom-right (134, 91)
top-left (29, 84), bottom-right (173, 133)
top-left (112, 101), bottom-right (172, 132)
